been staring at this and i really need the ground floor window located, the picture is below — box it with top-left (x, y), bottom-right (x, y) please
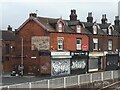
top-left (88, 58), bottom-right (98, 72)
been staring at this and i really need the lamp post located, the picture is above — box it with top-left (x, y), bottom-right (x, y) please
top-left (21, 37), bottom-right (24, 76)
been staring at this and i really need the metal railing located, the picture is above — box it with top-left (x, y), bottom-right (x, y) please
top-left (0, 70), bottom-right (120, 89)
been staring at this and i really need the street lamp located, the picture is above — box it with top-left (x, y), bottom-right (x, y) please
top-left (21, 37), bottom-right (24, 76)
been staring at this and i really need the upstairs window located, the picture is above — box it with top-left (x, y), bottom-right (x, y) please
top-left (58, 38), bottom-right (64, 50)
top-left (108, 40), bottom-right (112, 50)
top-left (93, 25), bottom-right (97, 34)
top-left (108, 25), bottom-right (114, 35)
top-left (76, 25), bottom-right (81, 33)
top-left (76, 39), bottom-right (82, 50)
top-left (58, 23), bottom-right (62, 32)
top-left (93, 38), bottom-right (98, 50)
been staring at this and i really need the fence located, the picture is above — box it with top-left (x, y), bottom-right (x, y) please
top-left (0, 70), bottom-right (120, 89)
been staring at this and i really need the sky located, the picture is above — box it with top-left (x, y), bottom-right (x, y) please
top-left (0, 0), bottom-right (120, 30)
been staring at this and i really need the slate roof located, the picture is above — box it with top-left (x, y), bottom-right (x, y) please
top-left (113, 25), bottom-right (120, 34)
top-left (36, 17), bottom-right (119, 35)
top-left (99, 24), bottom-right (119, 35)
top-left (66, 20), bottom-right (92, 34)
top-left (17, 15), bottom-right (120, 36)
top-left (98, 23), bottom-right (111, 29)
top-left (82, 22), bottom-right (119, 36)
top-left (82, 22), bottom-right (105, 35)
top-left (36, 17), bottom-right (74, 33)
top-left (0, 30), bottom-right (15, 41)
top-left (82, 22), bottom-right (94, 27)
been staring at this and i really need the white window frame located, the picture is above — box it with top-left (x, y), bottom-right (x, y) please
top-left (93, 25), bottom-right (97, 34)
top-left (57, 37), bottom-right (64, 50)
top-left (76, 39), bottom-right (82, 50)
top-left (58, 23), bottom-right (62, 32)
top-left (108, 25), bottom-right (114, 35)
top-left (108, 40), bottom-right (112, 50)
top-left (108, 28), bottom-right (112, 35)
top-left (93, 38), bottom-right (98, 50)
top-left (76, 25), bottom-right (81, 33)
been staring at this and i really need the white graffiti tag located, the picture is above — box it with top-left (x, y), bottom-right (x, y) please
top-left (71, 60), bottom-right (86, 69)
top-left (52, 60), bottom-right (70, 76)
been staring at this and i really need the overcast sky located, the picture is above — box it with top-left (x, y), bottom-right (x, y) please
top-left (0, 0), bottom-right (120, 30)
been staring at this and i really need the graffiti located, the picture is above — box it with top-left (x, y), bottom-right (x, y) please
top-left (41, 62), bottom-right (50, 73)
top-left (71, 60), bottom-right (86, 69)
top-left (51, 60), bottom-right (70, 76)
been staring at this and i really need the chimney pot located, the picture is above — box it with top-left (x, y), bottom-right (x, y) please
top-left (29, 13), bottom-right (37, 17)
top-left (73, 9), bottom-right (76, 14)
top-left (115, 16), bottom-right (119, 20)
top-left (101, 14), bottom-right (107, 24)
top-left (114, 16), bottom-right (120, 25)
top-left (7, 25), bottom-right (12, 31)
top-left (88, 12), bottom-right (92, 17)
top-left (69, 9), bottom-right (77, 21)
top-left (87, 12), bottom-right (93, 23)
top-left (71, 10), bottom-right (73, 14)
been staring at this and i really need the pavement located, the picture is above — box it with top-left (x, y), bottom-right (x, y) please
top-left (1, 72), bottom-right (85, 86)
top-left (1, 73), bottom-right (58, 86)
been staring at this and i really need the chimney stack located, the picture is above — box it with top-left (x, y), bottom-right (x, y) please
top-left (7, 25), bottom-right (12, 31)
top-left (87, 12), bottom-right (93, 23)
top-left (29, 13), bottom-right (37, 18)
top-left (101, 14), bottom-right (107, 24)
top-left (114, 16), bottom-right (120, 25)
top-left (69, 9), bottom-right (77, 21)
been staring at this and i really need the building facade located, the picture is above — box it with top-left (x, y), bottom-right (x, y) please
top-left (13, 11), bottom-right (89, 76)
top-left (1, 25), bottom-right (15, 73)
top-left (2, 10), bottom-right (120, 76)
top-left (84, 13), bottom-right (119, 72)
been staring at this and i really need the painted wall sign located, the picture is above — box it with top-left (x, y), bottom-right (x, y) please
top-left (51, 51), bottom-right (70, 56)
top-left (51, 59), bottom-right (70, 76)
top-left (82, 44), bottom-right (88, 51)
top-left (31, 57), bottom-right (37, 59)
top-left (71, 60), bottom-right (86, 69)
top-left (31, 36), bottom-right (50, 50)
top-left (89, 52), bottom-right (104, 57)
top-left (71, 51), bottom-right (88, 56)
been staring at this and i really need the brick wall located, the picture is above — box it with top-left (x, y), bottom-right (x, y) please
top-left (50, 33), bottom-right (89, 51)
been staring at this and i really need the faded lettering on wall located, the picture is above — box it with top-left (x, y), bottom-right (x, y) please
top-left (31, 36), bottom-right (50, 50)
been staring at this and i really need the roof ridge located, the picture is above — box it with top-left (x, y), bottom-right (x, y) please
top-left (37, 16), bottom-right (60, 20)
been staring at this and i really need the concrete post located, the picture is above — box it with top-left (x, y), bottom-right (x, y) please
top-left (48, 80), bottom-right (50, 88)
top-left (64, 77), bottom-right (66, 88)
top-left (78, 75), bottom-right (80, 85)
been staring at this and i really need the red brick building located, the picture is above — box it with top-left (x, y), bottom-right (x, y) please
top-left (1, 25), bottom-right (15, 73)
top-left (4, 9), bottom-right (120, 76)
top-left (82, 13), bottom-right (119, 72)
top-left (13, 11), bottom-right (89, 76)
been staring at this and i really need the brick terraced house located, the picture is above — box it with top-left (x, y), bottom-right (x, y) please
top-left (82, 13), bottom-right (119, 72)
top-left (1, 25), bottom-right (15, 73)
top-left (2, 10), bottom-right (120, 76)
top-left (13, 10), bottom-right (89, 76)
